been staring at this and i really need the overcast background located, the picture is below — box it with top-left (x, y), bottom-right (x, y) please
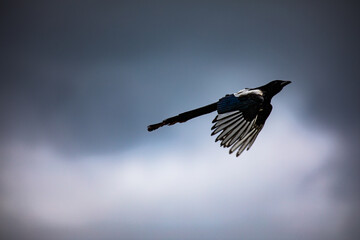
top-left (1, 1), bottom-right (359, 240)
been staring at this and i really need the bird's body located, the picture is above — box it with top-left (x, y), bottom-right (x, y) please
top-left (148, 80), bottom-right (291, 157)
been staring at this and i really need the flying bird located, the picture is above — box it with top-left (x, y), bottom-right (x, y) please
top-left (148, 80), bottom-right (291, 157)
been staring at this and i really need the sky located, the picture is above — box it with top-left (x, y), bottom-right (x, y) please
top-left (1, 1), bottom-right (360, 240)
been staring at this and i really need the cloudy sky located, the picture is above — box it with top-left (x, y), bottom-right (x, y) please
top-left (1, 1), bottom-right (359, 240)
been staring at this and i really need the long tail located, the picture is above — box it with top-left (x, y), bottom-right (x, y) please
top-left (147, 102), bottom-right (218, 131)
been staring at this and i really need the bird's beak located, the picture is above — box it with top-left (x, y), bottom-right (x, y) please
top-left (281, 80), bottom-right (291, 87)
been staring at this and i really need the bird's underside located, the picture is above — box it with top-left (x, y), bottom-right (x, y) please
top-left (147, 80), bottom-right (291, 157)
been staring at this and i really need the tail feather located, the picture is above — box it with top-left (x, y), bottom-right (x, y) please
top-left (147, 102), bottom-right (217, 131)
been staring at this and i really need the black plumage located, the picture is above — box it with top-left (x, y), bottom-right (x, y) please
top-left (148, 80), bottom-right (291, 156)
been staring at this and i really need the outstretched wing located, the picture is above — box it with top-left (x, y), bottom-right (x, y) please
top-left (211, 90), bottom-right (272, 157)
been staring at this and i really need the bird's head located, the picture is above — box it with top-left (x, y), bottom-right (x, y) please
top-left (259, 80), bottom-right (291, 99)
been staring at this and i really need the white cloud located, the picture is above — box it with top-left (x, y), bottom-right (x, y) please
top-left (0, 105), bottom-right (347, 239)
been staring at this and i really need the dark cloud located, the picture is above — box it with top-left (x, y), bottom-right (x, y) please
top-left (2, 1), bottom-right (359, 152)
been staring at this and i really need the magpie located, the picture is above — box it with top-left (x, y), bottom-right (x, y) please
top-left (148, 80), bottom-right (291, 157)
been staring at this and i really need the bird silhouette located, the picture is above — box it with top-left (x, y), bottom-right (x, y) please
top-left (148, 80), bottom-right (291, 157)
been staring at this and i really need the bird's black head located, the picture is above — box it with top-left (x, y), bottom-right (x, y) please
top-left (258, 80), bottom-right (291, 100)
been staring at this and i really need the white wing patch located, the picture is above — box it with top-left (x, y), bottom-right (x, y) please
top-left (211, 111), bottom-right (263, 157)
top-left (234, 89), bottom-right (263, 98)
